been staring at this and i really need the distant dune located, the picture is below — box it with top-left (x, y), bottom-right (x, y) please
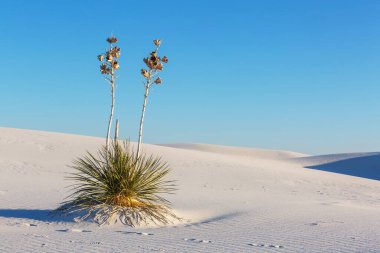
top-left (294, 152), bottom-right (380, 181)
top-left (159, 143), bottom-right (307, 159)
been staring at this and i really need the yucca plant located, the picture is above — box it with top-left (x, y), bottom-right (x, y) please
top-left (56, 141), bottom-right (178, 226)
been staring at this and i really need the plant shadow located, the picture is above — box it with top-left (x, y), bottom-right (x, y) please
top-left (0, 209), bottom-right (77, 223)
top-left (184, 212), bottom-right (243, 227)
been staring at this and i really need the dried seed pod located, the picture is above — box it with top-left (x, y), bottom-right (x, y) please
top-left (98, 54), bottom-right (104, 61)
top-left (106, 53), bottom-right (113, 62)
top-left (112, 61), bottom-right (120, 70)
top-left (141, 69), bottom-right (149, 78)
top-left (154, 77), bottom-right (162, 84)
top-left (100, 63), bottom-right (108, 74)
top-left (161, 56), bottom-right (168, 63)
top-left (112, 46), bottom-right (121, 58)
top-left (153, 39), bottom-right (161, 47)
top-left (155, 63), bottom-right (163, 71)
top-left (150, 56), bottom-right (158, 64)
top-left (107, 36), bottom-right (118, 44)
top-left (144, 58), bottom-right (153, 69)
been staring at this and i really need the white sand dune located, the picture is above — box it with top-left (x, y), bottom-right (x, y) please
top-left (159, 143), bottom-right (307, 159)
top-left (0, 127), bottom-right (379, 252)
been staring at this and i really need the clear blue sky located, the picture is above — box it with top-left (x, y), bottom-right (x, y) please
top-left (0, 0), bottom-right (379, 154)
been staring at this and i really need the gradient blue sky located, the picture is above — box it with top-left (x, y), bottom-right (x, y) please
top-left (0, 0), bottom-right (379, 154)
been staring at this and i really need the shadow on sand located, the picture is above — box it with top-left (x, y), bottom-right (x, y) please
top-left (0, 209), bottom-right (76, 223)
top-left (305, 153), bottom-right (380, 181)
top-left (184, 212), bottom-right (243, 227)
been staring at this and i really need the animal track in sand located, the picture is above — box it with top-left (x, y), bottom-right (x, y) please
top-left (138, 245), bottom-right (166, 252)
top-left (23, 233), bottom-right (48, 238)
top-left (69, 240), bottom-right (101, 245)
top-left (319, 201), bottom-right (340, 206)
top-left (306, 220), bottom-right (344, 227)
top-left (117, 231), bottom-right (154, 236)
top-left (136, 232), bottom-right (153, 236)
top-left (183, 238), bottom-right (212, 243)
top-left (248, 243), bottom-right (284, 249)
top-left (56, 228), bottom-right (92, 233)
top-left (23, 223), bottom-right (37, 227)
top-left (33, 234), bottom-right (48, 238)
top-left (69, 240), bottom-right (83, 244)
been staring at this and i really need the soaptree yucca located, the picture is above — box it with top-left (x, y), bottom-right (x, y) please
top-left (56, 141), bottom-right (178, 226)
top-left (56, 36), bottom-right (177, 226)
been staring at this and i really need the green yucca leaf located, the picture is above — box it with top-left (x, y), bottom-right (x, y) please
top-left (55, 141), bottom-right (179, 226)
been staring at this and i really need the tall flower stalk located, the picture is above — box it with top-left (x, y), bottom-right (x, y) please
top-left (137, 39), bottom-right (168, 158)
top-left (98, 36), bottom-right (121, 152)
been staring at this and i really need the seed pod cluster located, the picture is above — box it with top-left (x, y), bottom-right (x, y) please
top-left (106, 36), bottom-right (118, 44)
top-left (98, 36), bottom-right (121, 75)
top-left (141, 40), bottom-right (168, 85)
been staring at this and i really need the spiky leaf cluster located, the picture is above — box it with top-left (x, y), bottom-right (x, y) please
top-left (55, 141), bottom-right (178, 226)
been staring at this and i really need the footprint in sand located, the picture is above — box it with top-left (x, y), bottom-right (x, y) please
top-left (248, 243), bottom-right (284, 249)
top-left (183, 238), bottom-right (212, 243)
